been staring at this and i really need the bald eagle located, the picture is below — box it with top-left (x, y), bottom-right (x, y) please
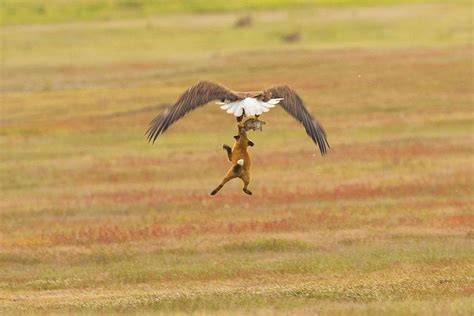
top-left (146, 81), bottom-right (329, 155)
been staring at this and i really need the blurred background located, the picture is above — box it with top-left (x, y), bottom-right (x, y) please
top-left (1, 0), bottom-right (473, 313)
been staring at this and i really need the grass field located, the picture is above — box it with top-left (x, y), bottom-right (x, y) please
top-left (0, 0), bottom-right (473, 314)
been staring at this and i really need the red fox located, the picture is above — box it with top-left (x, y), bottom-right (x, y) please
top-left (211, 123), bottom-right (254, 195)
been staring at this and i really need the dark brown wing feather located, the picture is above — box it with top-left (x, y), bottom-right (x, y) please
top-left (265, 85), bottom-right (330, 155)
top-left (146, 81), bottom-right (240, 143)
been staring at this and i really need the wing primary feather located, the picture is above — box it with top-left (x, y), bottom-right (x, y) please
top-left (264, 85), bottom-right (329, 155)
top-left (146, 81), bottom-right (240, 143)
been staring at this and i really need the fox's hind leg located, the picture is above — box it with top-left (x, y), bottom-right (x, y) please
top-left (210, 171), bottom-right (237, 195)
top-left (240, 172), bottom-right (252, 195)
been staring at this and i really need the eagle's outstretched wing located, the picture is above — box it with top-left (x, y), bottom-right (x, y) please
top-left (146, 81), bottom-right (241, 143)
top-left (264, 85), bottom-right (330, 155)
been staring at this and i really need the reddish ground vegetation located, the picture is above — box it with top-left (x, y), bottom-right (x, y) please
top-left (45, 217), bottom-right (304, 245)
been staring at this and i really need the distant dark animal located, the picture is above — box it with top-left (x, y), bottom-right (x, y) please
top-left (282, 32), bottom-right (301, 43)
top-left (234, 16), bottom-right (252, 28)
top-left (146, 81), bottom-right (329, 155)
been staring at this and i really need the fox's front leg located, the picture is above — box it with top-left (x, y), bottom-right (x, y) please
top-left (223, 144), bottom-right (232, 162)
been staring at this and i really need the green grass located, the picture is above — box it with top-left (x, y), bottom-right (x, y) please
top-left (0, 0), bottom-right (473, 314)
top-left (2, 0), bottom-right (470, 25)
top-left (2, 3), bottom-right (472, 68)
top-left (222, 238), bottom-right (312, 252)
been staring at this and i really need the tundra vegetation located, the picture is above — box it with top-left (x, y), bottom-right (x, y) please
top-left (0, 0), bottom-right (473, 314)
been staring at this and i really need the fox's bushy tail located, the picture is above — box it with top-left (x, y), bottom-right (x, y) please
top-left (232, 159), bottom-right (244, 173)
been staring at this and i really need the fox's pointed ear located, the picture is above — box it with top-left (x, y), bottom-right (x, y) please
top-left (248, 140), bottom-right (254, 147)
top-left (234, 135), bottom-right (240, 140)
